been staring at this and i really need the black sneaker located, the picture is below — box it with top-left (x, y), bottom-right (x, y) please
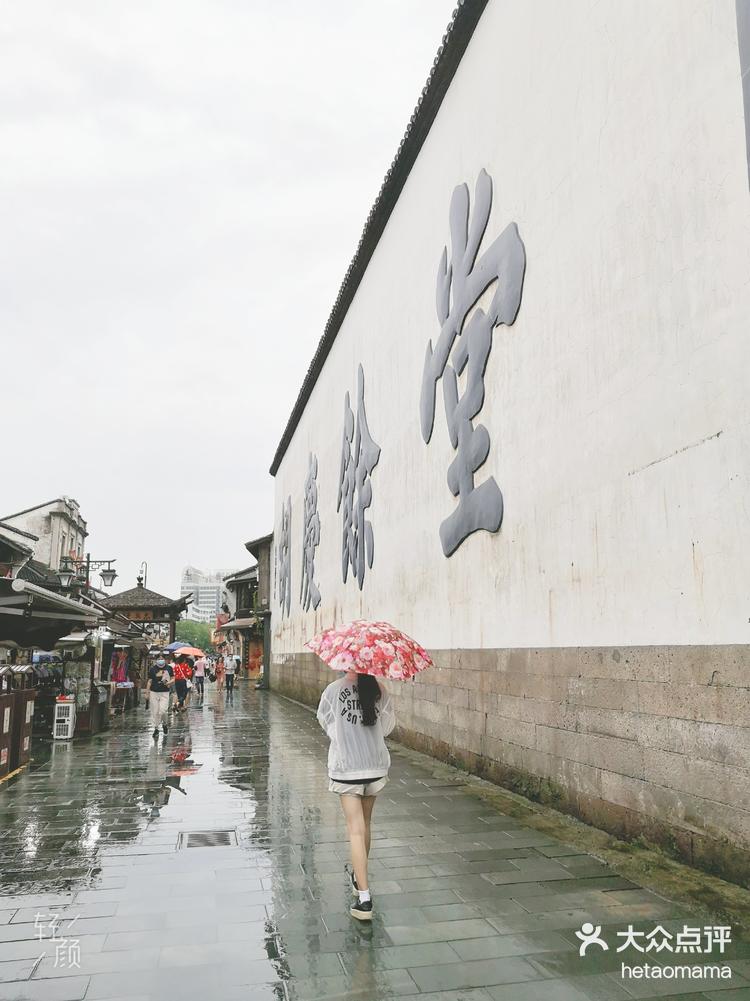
top-left (152, 728), bottom-right (159, 738)
top-left (350, 898), bottom-right (373, 921)
top-left (345, 864), bottom-right (358, 897)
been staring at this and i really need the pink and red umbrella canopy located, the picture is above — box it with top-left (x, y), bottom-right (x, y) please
top-left (306, 620), bottom-right (433, 681)
top-left (174, 646), bottom-right (204, 658)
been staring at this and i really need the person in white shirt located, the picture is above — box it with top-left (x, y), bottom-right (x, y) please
top-left (224, 654), bottom-right (236, 694)
top-left (316, 670), bottom-right (395, 921)
top-left (193, 656), bottom-right (207, 698)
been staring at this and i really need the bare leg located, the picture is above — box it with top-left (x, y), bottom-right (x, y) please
top-left (340, 794), bottom-right (369, 892)
top-left (362, 795), bottom-right (376, 859)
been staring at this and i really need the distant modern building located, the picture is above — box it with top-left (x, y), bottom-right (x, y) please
top-left (180, 566), bottom-right (237, 623)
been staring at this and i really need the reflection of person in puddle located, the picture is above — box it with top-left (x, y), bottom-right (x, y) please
top-left (169, 699), bottom-right (193, 753)
top-left (141, 776), bottom-right (170, 817)
top-left (349, 933), bottom-right (377, 995)
top-left (145, 776), bottom-right (187, 818)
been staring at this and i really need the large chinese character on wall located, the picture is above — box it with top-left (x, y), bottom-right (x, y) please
top-left (337, 364), bottom-right (381, 590)
top-left (278, 496), bottom-right (292, 617)
top-left (300, 452), bottom-right (321, 611)
top-left (420, 169), bottom-right (526, 556)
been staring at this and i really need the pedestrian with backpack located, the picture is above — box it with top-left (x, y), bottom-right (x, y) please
top-left (193, 654), bottom-right (206, 698)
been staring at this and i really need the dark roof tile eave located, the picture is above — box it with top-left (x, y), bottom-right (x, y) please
top-left (268, 0), bottom-right (489, 476)
top-left (103, 585), bottom-right (187, 610)
top-left (245, 532), bottom-right (273, 553)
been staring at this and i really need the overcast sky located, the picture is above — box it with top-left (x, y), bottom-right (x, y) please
top-left (1, 1), bottom-right (456, 597)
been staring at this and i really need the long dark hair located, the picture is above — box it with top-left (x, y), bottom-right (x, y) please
top-left (357, 674), bottom-right (381, 727)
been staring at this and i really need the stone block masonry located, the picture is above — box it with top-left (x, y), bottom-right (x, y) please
top-left (273, 644), bottom-right (750, 887)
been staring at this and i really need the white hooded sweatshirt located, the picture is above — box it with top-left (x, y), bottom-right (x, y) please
top-left (316, 675), bottom-right (396, 780)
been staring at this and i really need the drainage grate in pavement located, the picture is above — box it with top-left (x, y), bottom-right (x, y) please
top-left (179, 830), bottom-right (238, 849)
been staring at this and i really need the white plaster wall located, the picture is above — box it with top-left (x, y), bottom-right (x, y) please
top-left (5, 510), bottom-right (52, 566)
top-left (273, 0), bottom-right (750, 654)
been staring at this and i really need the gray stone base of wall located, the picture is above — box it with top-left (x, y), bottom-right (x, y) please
top-left (272, 645), bottom-right (750, 887)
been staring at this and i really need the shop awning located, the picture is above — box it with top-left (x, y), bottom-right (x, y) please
top-left (55, 630), bottom-right (93, 647)
top-left (214, 616), bottom-right (258, 632)
top-left (0, 578), bottom-right (102, 648)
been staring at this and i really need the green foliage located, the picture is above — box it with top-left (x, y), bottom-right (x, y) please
top-left (175, 620), bottom-right (214, 651)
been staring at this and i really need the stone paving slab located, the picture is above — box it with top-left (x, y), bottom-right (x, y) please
top-left (0, 685), bottom-right (745, 1000)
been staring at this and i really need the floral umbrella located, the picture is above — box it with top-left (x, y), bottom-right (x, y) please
top-left (305, 620), bottom-right (433, 681)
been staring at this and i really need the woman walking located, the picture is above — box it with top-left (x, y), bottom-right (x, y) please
top-left (173, 654), bottom-right (192, 712)
top-left (316, 670), bottom-right (395, 921)
top-left (214, 655), bottom-right (225, 693)
top-left (193, 654), bottom-right (206, 698)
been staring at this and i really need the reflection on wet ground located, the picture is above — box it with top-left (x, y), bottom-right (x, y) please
top-left (0, 684), bottom-right (742, 1000)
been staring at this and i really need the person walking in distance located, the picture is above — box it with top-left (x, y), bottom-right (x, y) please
top-left (173, 654), bottom-right (192, 712)
top-left (224, 654), bottom-right (236, 695)
top-left (193, 654), bottom-right (206, 699)
top-left (316, 671), bottom-right (395, 921)
top-left (145, 657), bottom-right (174, 738)
top-left (214, 655), bottom-right (225, 693)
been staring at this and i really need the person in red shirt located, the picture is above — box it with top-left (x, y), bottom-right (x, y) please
top-left (173, 655), bottom-right (192, 712)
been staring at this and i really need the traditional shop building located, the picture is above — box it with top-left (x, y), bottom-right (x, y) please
top-left (245, 533), bottom-right (273, 689)
top-left (215, 566), bottom-right (262, 676)
top-left (0, 531), bottom-right (151, 741)
top-left (102, 578), bottom-right (189, 644)
top-left (267, 0), bottom-right (750, 882)
top-left (0, 575), bottom-right (109, 765)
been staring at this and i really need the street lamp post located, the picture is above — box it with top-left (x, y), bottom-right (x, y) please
top-left (58, 554), bottom-right (117, 591)
top-left (139, 561), bottom-right (148, 589)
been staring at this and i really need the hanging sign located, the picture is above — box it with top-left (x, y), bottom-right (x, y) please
top-left (123, 610), bottom-right (154, 621)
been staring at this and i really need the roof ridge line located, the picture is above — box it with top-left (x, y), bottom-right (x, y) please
top-left (269, 0), bottom-right (489, 476)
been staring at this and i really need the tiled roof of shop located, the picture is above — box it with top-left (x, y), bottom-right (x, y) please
top-left (245, 532), bottom-right (273, 555)
top-left (103, 585), bottom-right (187, 610)
top-left (223, 566), bottom-right (258, 584)
top-left (17, 559), bottom-right (59, 586)
top-left (269, 0), bottom-right (489, 476)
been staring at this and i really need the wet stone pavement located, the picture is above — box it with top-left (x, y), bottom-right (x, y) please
top-left (0, 683), bottom-right (747, 1001)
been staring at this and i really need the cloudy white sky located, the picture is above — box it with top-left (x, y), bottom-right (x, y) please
top-left (1, 1), bottom-right (456, 597)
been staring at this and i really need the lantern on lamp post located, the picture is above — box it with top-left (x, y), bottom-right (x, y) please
top-left (58, 554), bottom-right (118, 592)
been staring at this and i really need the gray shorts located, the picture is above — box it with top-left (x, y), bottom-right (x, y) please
top-left (329, 776), bottom-right (389, 797)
